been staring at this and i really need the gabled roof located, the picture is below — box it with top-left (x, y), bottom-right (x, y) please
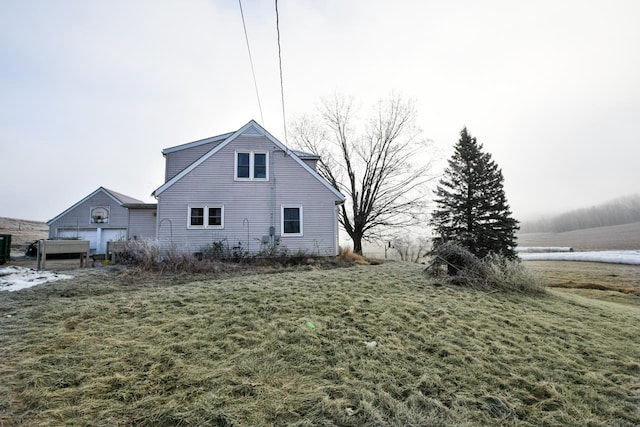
top-left (47, 187), bottom-right (146, 224)
top-left (290, 149), bottom-right (320, 160)
top-left (104, 187), bottom-right (145, 205)
top-left (152, 120), bottom-right (345, 202)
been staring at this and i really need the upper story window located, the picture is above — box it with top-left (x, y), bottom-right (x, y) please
top-left (235, 151), bottom-right (268, 181)
top-left (237, 153), bottom-right (250, 178)
top-left (188, 205), bottom-right (224, 229)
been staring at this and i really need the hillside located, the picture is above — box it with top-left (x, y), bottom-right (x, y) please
top-left (0, 217), bottom-right (48, 249)
top-left (0, 262), bottom-right (638, 426)
top-left (518, 222), bottom-right (640, 251)
top-left (520, 194), bottom-right (640, 233)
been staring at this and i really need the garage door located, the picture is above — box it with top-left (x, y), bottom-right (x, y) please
top-left (57, 228), bottom-right (127, 253)
top-left (57, 229), bottom-right (98, 251)
top-left (102, 229), bottom-right (127, 252)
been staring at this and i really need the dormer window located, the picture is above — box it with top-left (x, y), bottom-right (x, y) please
top-left (235, 151), bottom-right (268, 181)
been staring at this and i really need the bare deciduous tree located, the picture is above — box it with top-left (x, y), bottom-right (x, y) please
top-left (290, 94), bottom-right (435, 254)
top-left (391, 234), bottom-right (431, 263)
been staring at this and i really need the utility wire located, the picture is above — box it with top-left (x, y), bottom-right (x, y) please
top-left (275, 0), bottom-right (288, 144)
top-left (238, 0), bottom-right (264, 125)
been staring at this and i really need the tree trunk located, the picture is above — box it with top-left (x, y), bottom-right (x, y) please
top-left (352, 234), bottom-right (363, 255)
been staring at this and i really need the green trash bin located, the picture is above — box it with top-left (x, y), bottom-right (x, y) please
top-left (0, 234), bottom-right (11, 265)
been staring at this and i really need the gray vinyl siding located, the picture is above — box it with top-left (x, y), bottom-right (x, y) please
top-left (48, 192), bottom-right (129, 238)
top-left (128, 208), bottom-right (157, 240)
top-left (157, 135), bottom-right (340, 255)
top-left (302, 158), bottom-right (318, 171)
top-left (165, 141), bottom-right (223, 181)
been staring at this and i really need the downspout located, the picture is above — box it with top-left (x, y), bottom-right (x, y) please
top-left (152, 192), bottom-right (160, 244)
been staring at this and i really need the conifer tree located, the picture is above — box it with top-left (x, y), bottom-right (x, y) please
top-left (431, 127), bottom-right (519, 259)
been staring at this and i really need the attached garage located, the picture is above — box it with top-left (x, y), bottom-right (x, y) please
top-left (48, 187), bottom-right (157, 254)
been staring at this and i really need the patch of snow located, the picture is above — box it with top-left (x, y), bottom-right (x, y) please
top-left (0, 266), bottom-right (73, 292)
top-left (517, 246), bottom-right (574, 253)
top-left (520, 250), bottom-right (640, 265)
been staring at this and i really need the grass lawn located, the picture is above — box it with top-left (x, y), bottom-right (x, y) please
top-left (1, 262), bottom-right (638, 426)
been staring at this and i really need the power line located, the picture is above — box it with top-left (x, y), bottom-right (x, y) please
top-left (238, 0), bottom-right (264, 125)
top-left (275, 0), bottom-right (287, 144)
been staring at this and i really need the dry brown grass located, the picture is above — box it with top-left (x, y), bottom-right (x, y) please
top-left (518, 222), bottom-right (640, 250)
top-left (525, 260), bottom-right (640, 304)
top-left (0, 217), bottom-right (48, 250)
top-left (427, 243), bottom-right (547, 295)
top-left (1, 262), bottom-right (638, 426)
top-left (337, 247), bottom-right (369, 265)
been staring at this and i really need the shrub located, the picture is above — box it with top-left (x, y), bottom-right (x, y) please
top-left (481, 253), bottom-right (547, 295)
top-left (425, 242), bottom-right (546, 295)
top-left (115, 240), bottom-right (225, 274)
top-left (200, 240), bottom-right (250, 262)
top-left (160, 246), bottom-right (199, 273)
top-left (200, 240), bottom-right (229, 260)
top-left (114, 239), bottom-right (354, 273)
top-left (115, 239), bottom-right (161, 270)
top-left (256, 239), bottom-right (288, 259)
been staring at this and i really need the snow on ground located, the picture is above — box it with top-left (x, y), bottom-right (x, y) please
top-left (520, 250), bottom-right (640, 265)
top-left (517, 247), bottom-right (574, 253)
top-left (0, 266), bottom-right (73, 292)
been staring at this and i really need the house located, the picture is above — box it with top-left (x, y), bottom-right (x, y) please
top-left (152, 120), bottom-right (346, 256)
top-left (47, 120), bottom-right (345, 257)
top-left (47, 187), bottom-right (157, 253)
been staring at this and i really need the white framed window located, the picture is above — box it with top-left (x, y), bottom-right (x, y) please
top-left (235, 151), bottom-right (269, 181)
top-left (188, 205), bottom-right (224, 229)
top-left (281, 205), bottom-right (303, 236)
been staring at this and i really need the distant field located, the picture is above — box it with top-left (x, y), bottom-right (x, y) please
top-left (0, 217), bottom-right (48, 249)
top-left (525, 260), bottom-right (640, 302)
top-left (0, 262), bottom-right (638, 426)
top-left (518, 222), bottom-right (640, 250)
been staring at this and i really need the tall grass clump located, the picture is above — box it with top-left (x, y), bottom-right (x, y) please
top-left (115, 239), bottom-right (335, 273)
top-left (426, 242), bottom-right (547, 294)
top-left (115, 239), bottom-right (161, 270)
top-left (115, 240), bottom-right (226, 274)
top-left (337, 246), bottom-right (369, 265)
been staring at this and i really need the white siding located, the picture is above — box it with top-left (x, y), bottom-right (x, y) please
top-left (157, 135), bottom-right (340, 255)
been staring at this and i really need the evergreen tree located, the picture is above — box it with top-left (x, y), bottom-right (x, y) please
top-left (431, 127), bottom-right (519, 259)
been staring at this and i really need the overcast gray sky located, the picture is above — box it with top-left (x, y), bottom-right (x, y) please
top-left (1, 0), bottom-right (639, 222)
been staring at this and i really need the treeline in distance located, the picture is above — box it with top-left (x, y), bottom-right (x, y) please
top-left (520, 194), bottom-right (640, 233)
